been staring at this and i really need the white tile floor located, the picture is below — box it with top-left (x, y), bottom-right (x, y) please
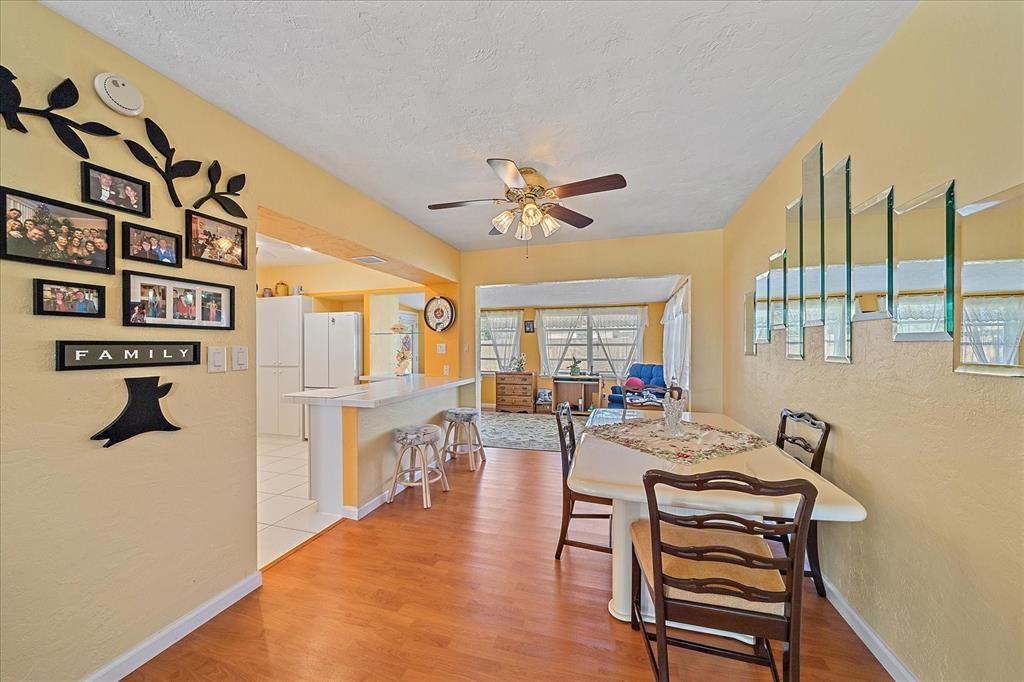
top-left (256, 435), bottom-right (342, 568)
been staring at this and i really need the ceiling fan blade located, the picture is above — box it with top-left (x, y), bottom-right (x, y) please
top-left (548, 174), bottom-right (627, 199)
top-left (546, 204), bottom-right (594, 229)
top-left (486, 158), bottom-right (527, 189)
top-left (428, 198), bottom-right (506, 210)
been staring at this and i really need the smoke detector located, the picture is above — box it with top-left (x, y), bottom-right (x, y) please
top-left (94, 73), bottom-right (144, 116)
top-left (352, 255), bottom-right (387, 265)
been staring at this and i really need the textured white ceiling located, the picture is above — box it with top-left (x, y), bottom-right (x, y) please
top-left (478, 275), bottom-right (680, 309)
top-left (46, 1), bottom-right (914, 251)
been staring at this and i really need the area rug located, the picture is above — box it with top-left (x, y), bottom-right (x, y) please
top-left (478, 411), bottom-right (588, 451)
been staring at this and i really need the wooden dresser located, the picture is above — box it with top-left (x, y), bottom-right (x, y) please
top-left (494, 372), bottom-right (536, 413)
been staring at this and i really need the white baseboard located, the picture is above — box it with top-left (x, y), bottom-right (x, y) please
top-left (85, 571), bottom-right (262, 681)
top-left (823, 577), bottom-right (916, 682)
top-left (481, 402), bottom-right (496, 409)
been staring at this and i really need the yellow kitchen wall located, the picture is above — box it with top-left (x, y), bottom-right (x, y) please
top-left (721, 3), bottom-right (1023, 680)
top-left (255, 261), bottom-right (420, 295)
top-left (479, 301), bottom-right (666, 404)
top-left (460, 230), bottom-right (721, 411)
top-left (0, 3), bottom-right (454, 679)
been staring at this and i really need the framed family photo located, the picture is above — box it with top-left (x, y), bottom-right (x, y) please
top-left (80, 162), bottom-right (151, 218)
top-left (122, 270), bottom-right (234, 330)
top-left (185, 210), bottom-right (247, 270)
top-left (33, 278), bottom-right (106, 318)
top-left (122, 223), bottom-right (182, 268)
top-left (2, 186), bottom-right (115, 274)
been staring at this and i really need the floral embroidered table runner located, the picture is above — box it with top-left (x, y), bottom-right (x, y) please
top-left (587, 418), bottom-right (769, 465)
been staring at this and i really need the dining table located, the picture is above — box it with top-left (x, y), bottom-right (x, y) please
top-left (567, 408), bottom-right (867, 626)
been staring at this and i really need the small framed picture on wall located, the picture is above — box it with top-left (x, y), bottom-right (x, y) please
top-left (122, 270), bottom-right (234, 330)
top-left (33, 278), bottom-right (105, 318)
top-left (1, 186), bottom-right (115, 274)
top-left (185, 210), bottom-right (247, 270)
top-left (122, 223), bottom-right (182, 268)
top-left (80, 162), bottom-right (151, 218)
top-left (524, 320), bottom-right (536, 333)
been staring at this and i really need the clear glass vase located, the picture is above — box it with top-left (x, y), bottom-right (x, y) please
top-left (663, 396), bottom-right (686, 437)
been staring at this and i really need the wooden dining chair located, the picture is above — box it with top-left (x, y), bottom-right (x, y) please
top-left (631, 469), bottom-right (818, 681)
top-left (774, 409), bottom-right (831, 597)
top-left (554, 401), bottom-right (612, 559)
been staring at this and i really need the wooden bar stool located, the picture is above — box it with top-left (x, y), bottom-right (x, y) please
top-left (386, 424), bottom-right (449, 509)
top-left (441, 407), bottom-right (486, 471)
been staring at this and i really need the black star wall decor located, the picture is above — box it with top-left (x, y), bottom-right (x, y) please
top-left (92, 376), bottom-right (181, 448)
top-left (0, 64), bottom-right (119, 158)
top-left (124, 118), bottom-right (201, 208)
top-left (192, 160), bottom-right (247, 218)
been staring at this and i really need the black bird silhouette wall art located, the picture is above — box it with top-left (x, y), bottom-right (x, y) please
top-left (0, 64), bottom-right (119, 158)
top-left (92, 376), bottom-right (181, 448)
top-left (192, 160), bottom-right (248, 218)
top-left (124, 118), bottom-right (201, 207)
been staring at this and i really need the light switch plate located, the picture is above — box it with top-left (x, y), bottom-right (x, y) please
top-left (208, 346), bottom-right (227, 373)
top-left (231, 345), bottom-right (249, 370)
top-left (443, 364), bottom-right (450, 376)
top-left (436, 343), bottom-right (446, 354)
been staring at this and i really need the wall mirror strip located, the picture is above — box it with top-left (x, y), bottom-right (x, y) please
top-left (851, 187), bottom-right (894, 321)
top-left (824, 156), bottom-right (852, 363)
top-left (784, 199), bottom-right (804, 360)
top-left (769, 250), bottom-right (786, 332)
top-left (802, 142), bottom-right (825, 326)
top-left (743, 291), bottom-right (757, 356)
top-left (893, 180), bottom-right (955, 341)
top-left (955, 182), bottom-right (1024, 377)
top-left (754, 272), bottom-right (770, 344)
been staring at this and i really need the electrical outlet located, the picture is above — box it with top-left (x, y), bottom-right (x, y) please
top-left (436, 343), bottom-right (446, 354)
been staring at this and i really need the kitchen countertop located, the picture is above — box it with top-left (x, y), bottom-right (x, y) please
top-left (283, 375), bottom-right (475, 409)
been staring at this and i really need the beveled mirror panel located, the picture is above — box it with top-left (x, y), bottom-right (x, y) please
top-left (769, 250), bottom-right (786, 331)
top-left (824, 157), bottom-right (851, 363)
top-left (802, 143), bottom-right (824, 326)
top-left (784, 199), bottom-right (804, 360)
top-left (755, 272), bottom-right (770, 344)
top-left (955, 183), bottom-right (1024, 376)
top-left (851, 187), bottom-right (894, 321)
top-left (893, 181), bottom-right (955, 341)
top-left (743, 291), bottom-right (757, 356)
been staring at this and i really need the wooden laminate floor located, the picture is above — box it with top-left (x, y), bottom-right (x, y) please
top-left (131, 448), bottom-right (888, 681)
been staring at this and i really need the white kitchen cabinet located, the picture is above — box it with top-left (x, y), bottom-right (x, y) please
top-left (256, 296), bottom-right (312, 436)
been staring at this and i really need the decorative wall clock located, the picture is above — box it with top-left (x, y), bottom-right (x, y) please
top-left (424, 296), bottom-right (456, 332)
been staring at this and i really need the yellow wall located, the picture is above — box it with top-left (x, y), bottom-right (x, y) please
top-left (479, 301), bottom-right (666, 404)
top-left (721, 3), bottom-right (1024, 680)
top-left (460, 231), bottom-right (721, 412)
top-left (0, 3), bottom-right (452, 679)
top-left (255, 261), bottom-right (419, 295)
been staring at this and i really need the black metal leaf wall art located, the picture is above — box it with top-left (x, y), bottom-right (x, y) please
top-left (91, 376), bottom-right (181, 448)
top-left (0, 65), bottom-right (119, 158)
top-left (124, 118), bottom-right (201, 207)
top-left (192, 160), bottom-right (247, 218)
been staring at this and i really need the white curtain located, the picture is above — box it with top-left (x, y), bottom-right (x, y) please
top-left (591, 307), bottom-right (647, 381)
top-left (536, 309), bottom-right (587, 376)
top-left (894, 293), bottom-right (946, 336)
top-left (661, 282), bottom-right (690, 389)
top-left (961, 295), bottom-right (1024, 365)
top-left (480, 310), bottom-right (523, 371)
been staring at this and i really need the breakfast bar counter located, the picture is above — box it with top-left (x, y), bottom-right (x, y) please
top-left (284, 376), bottom-right (475, 519)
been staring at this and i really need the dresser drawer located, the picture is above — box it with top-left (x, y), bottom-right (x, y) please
top-left (497, 396), bottom-right (534, 408)
top-left (495, 373), bottom-right (534, 386)
top-left (498, 384), bottom-right (533, 397)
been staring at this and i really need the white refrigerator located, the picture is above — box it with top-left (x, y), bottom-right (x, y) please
top-left (303, 312), bottom-right (363, 389)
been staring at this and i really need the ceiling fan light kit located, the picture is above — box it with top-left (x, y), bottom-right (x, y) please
top-left (428, 158), bottom-right (627, 242)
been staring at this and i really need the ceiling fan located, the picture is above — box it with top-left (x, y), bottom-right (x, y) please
top-left (427, 159), bottom-right (627, 241)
